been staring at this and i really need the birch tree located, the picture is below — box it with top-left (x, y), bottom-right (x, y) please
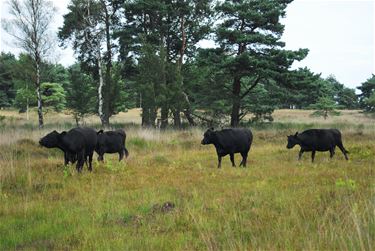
top-left (2, 0), bottom-right (57, 128)
top-left (59, 0), bottom-right (123, 127)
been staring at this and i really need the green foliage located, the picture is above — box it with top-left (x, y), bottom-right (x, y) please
top-left (109, 63), bottom-right (130, 115)
top-left (182, 48), bottom-right (232, 125)
top-left (41, 63), bottom-right (70, 89)
top-left (117, 0), bottom-right (214, 127)
top-left (12, 54), bottom-right (35, 112)
top-left (14, 88), bottom-right (36, 112)
top-left (0, 52), bottom-right (17, 107)
top-left (357, 74), bottom-right (375, 111)
top-left (282, 71), bottom-right (358, 110)
top-left (59, 0), bottom-right (125, 125)
top-left (325, 75), bottom-right (358, 109)
top-left (2, 53), bottom-right (71, 114)
top-left (136, 43), bottom-right (166, 127)
top-left (364, 92), bottom-right (375, 114)
top-left (245, 83), bottom-right (275, 123)
top-left (41, 82), bottom-right (66, 112)
top-left (66, 64), bottom-right (96, 125)
top-left (212, 0), bottom-right (308, 126)
top-left (309, 96), bottom-right (341, 119)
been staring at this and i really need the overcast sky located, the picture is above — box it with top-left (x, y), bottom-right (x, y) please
top-left (0, 0), bottom-right (374, 89)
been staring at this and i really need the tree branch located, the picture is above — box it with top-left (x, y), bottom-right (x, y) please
top-left (190, 112), bottom-right (213, 124)
top-left (240, 76), bottom-right (261, 99)
top-left (239, 111), bottom-right (248, 121)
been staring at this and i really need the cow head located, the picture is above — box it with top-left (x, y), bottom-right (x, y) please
top-left (286, 132), bottom-right (300, 149)
top-left (201, 128), bottom-right (215, 145)
top-left (39, 130), bottom-right (65, 148)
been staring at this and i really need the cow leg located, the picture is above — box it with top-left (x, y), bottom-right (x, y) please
top-left (337, 143), bottom-right (349, 160)
top-left (329, 148), bottom-right (335, 159)
top-left (311, 151), bottom-right (316, 162)
top-left (240, 152), bottom-right (248, 167)
top-left (119, 149), bottom-right (125, 161)
top-left (217, 155), bottom-right (222, 168)
top-left (76, 151), bottom-right (85, 173)
top-left (230, 153), bottom-right (236, 167)
top-left (298, 149), bottom-right (304, 160)
top-left (88, 152), bottom-right (93, 171)
top-left (97, 152), bottom-right (104, 162)
top-left (64, 152), bottom-right (69, 165)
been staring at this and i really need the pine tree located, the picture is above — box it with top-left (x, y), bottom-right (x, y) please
top-left (66, 64), bottom-right (96, 125)
top-left (117, 0), bottom-right (213, 128)
top-left (364, 92), bottom-right (375, 114)
top-left (357, 75), bottom-right (375, 111)
top-left (309, 96), bottom-right (341, 120)
top-left (41, 82), bottom-right (66, 113)
top-left (215, 0), bottom-right (308, 126)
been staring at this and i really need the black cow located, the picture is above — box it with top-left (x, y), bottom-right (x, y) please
top-left (39, 127), bottom-right (98, 172)
top-left (201, 128), bottom-right (253, 168)
top-left (286, 129), bottom-right (349, 162)
top-left (96, 129), bottom-right (129, 161)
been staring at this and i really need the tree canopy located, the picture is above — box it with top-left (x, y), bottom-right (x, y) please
top-left (0, 0), bottom-right (368, 127)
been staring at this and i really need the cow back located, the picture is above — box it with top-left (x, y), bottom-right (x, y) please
top-left (75, 127), bottom-right (98, 152)
top-left (214, 128), bottom-right (253, 154)
top-left (299, 129), bottom-right (341, 151)
top-left (97, 130), bottom-right (125, 153)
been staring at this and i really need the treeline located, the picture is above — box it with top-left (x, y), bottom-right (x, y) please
top-left (0, 0), bottom-right (372, 128)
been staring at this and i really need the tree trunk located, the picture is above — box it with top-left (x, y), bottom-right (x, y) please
top-left (74, 115), bottom-right (80, 127)
top-left (103, 5), bottom-right (112, 127)
top-left (35, 60), bottom-right (43, 128)
top-left (182, 92), bottom-right (196, 126)
top-left (183, 110), bottom-right (196, 126)
top-left (173, 110), bottom-right (181, 128)
top-left (230, 40), bottom-right (246, 127)
top-left (144, 110), bottom-right (157, 127)
top-left (178, 15), bottom-right (186, 67)
top-left (97, 50), bottom-right (107, 127)
top-left (26, 98), bottom-right (29, 121)
top-left (169, 14), bottom-right (185, 129)
top-left (230, 76), bottom-right (241, 127)
top-left (159, 38), bottom-right (169, 130)
top-left (151, 107), bottom-right (157, 127)
top-left (160, 106), bottom-right (169, 129)
top-left (141, 107), bottom-right (149, 126)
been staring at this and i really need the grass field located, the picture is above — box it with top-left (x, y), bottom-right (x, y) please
top-left (0, 109), bottom-right (374, 250)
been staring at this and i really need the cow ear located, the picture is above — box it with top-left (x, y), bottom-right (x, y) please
top-left (295, 132), bottom-right (298, 136)
top-left (210, 127), bottom-right (214, 131)
top-left (97, 129), bottom-right (104, 135)
top-left (60, 131), bottom-right (67, 136)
